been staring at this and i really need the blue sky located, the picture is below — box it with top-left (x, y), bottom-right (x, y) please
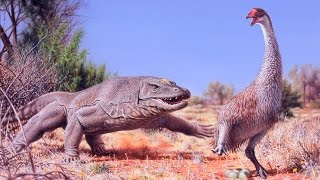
top-left (81, 1), bottom-right (320, 96)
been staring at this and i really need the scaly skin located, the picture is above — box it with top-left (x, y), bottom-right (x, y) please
top-left (2, 76), bottom-right (214, 162)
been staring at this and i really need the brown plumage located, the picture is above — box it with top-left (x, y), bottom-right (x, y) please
top-left (212, 8), bottom-right (283, 179)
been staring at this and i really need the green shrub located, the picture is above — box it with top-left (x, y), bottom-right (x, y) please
top-left (282, 80), bottom-right (302, 118)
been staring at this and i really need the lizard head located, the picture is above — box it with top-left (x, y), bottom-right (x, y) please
top-left (138, 77), bottom-right (191, 113)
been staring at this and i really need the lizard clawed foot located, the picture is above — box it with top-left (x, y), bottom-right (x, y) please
top-left (3, 143), bottom-right (25, 156)
top-left (61, 155), bottom-right (84, 164)
top-left (211, 145), bottom-right (228, 156)
top-left (194, 123), bottom-right (216, 138)
top-left (91, 144), bottom-right (110, 156)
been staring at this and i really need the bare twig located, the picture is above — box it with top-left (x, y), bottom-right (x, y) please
top-left (0, 87), bottom-right (35, 173)
top-left (8, 171), bottom-right (69, 180)
top-left (4, 32), bottom-right (48, 94)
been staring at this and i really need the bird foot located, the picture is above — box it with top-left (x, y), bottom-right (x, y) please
top-left (253, 166), bottom-right (268, 179)
top-left (211, 145), bottom-right (228, 156)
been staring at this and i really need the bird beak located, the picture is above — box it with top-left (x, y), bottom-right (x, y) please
top-left (246, 11), bottom-right (257, 26)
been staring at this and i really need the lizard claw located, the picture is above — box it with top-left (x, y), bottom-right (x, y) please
top-left (3, 143), bottom-right (25, 156)
top-left (61, 155), bottom-right (84, 164)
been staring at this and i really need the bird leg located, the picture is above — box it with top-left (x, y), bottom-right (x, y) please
top-left (212, 122), bottom-right (230, 156)
top-left (245, 130), bottom-right (268, 179)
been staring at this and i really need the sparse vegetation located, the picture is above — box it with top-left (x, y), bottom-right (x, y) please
top-left (255, 111), bottom-right (320, 179)
top-left (203, 81), bottom-right (234, 105)
top-left (282, 80), bottom-right (302, 118)
top-left (188, 96), bottom-right (204, 106)
top-left (0, 45), bottom-right (57, 136)
top-left (310, 100), bottom-right (320, 109)
top-left (0, 1), bottom-right (318, 179)
top-left (1, 104), bottom-right (319, 179)
top-left (0, 0), bottom-right (111, 93)
top-left (288, 64), bottom-right (320, 106)
top-left (89, 163), bottom-right (110, 175)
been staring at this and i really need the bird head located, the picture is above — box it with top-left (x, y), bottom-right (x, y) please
top-left (246, 8), bottom-right (269, 26)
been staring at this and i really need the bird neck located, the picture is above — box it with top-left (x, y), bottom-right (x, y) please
top-left (257, 18), bottom-right (282, 86)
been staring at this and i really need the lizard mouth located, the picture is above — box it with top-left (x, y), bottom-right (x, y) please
top-left (159, 95), bottom-right (189, 105)
top-left (142, 92), bottom-right (190, 112)
top-left (139, 89), bottom-right (191, 112)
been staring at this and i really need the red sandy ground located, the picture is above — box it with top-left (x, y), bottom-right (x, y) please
top-left (90, 151), bottom-right (303, 179)
top-left (77, 123), bottom-right (309, 179)
top-left (4, 106), bottom-right (318, 179)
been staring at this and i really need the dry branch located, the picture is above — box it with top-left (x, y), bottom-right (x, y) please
top-left (0, 43), bottom-right (59, 178)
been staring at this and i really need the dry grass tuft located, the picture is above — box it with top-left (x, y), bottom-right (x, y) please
top-left (254, 109), bottom-right (320, 179)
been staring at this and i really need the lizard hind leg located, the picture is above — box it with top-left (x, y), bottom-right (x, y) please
top-left (9, 102), bottom-right (66, 155)
top-left (85, 135), bottom-right (110, 156)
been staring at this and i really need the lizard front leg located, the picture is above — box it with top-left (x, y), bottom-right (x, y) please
top-left (63, 116), bottom-right (84, 163)
top-left (146, 114), bottom-right (215, 138)
top-left (85, 135), bottom-right (109, 156)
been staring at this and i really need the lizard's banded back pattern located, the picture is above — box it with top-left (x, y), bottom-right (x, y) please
top-left (2, 76), bottom-right (214, 162)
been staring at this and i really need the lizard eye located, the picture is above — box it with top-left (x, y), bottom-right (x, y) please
top-left (151, 84), bottom-right (160, 92)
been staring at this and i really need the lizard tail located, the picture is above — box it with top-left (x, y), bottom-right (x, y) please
top-left (1, 92), bottom-right (66, 126)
